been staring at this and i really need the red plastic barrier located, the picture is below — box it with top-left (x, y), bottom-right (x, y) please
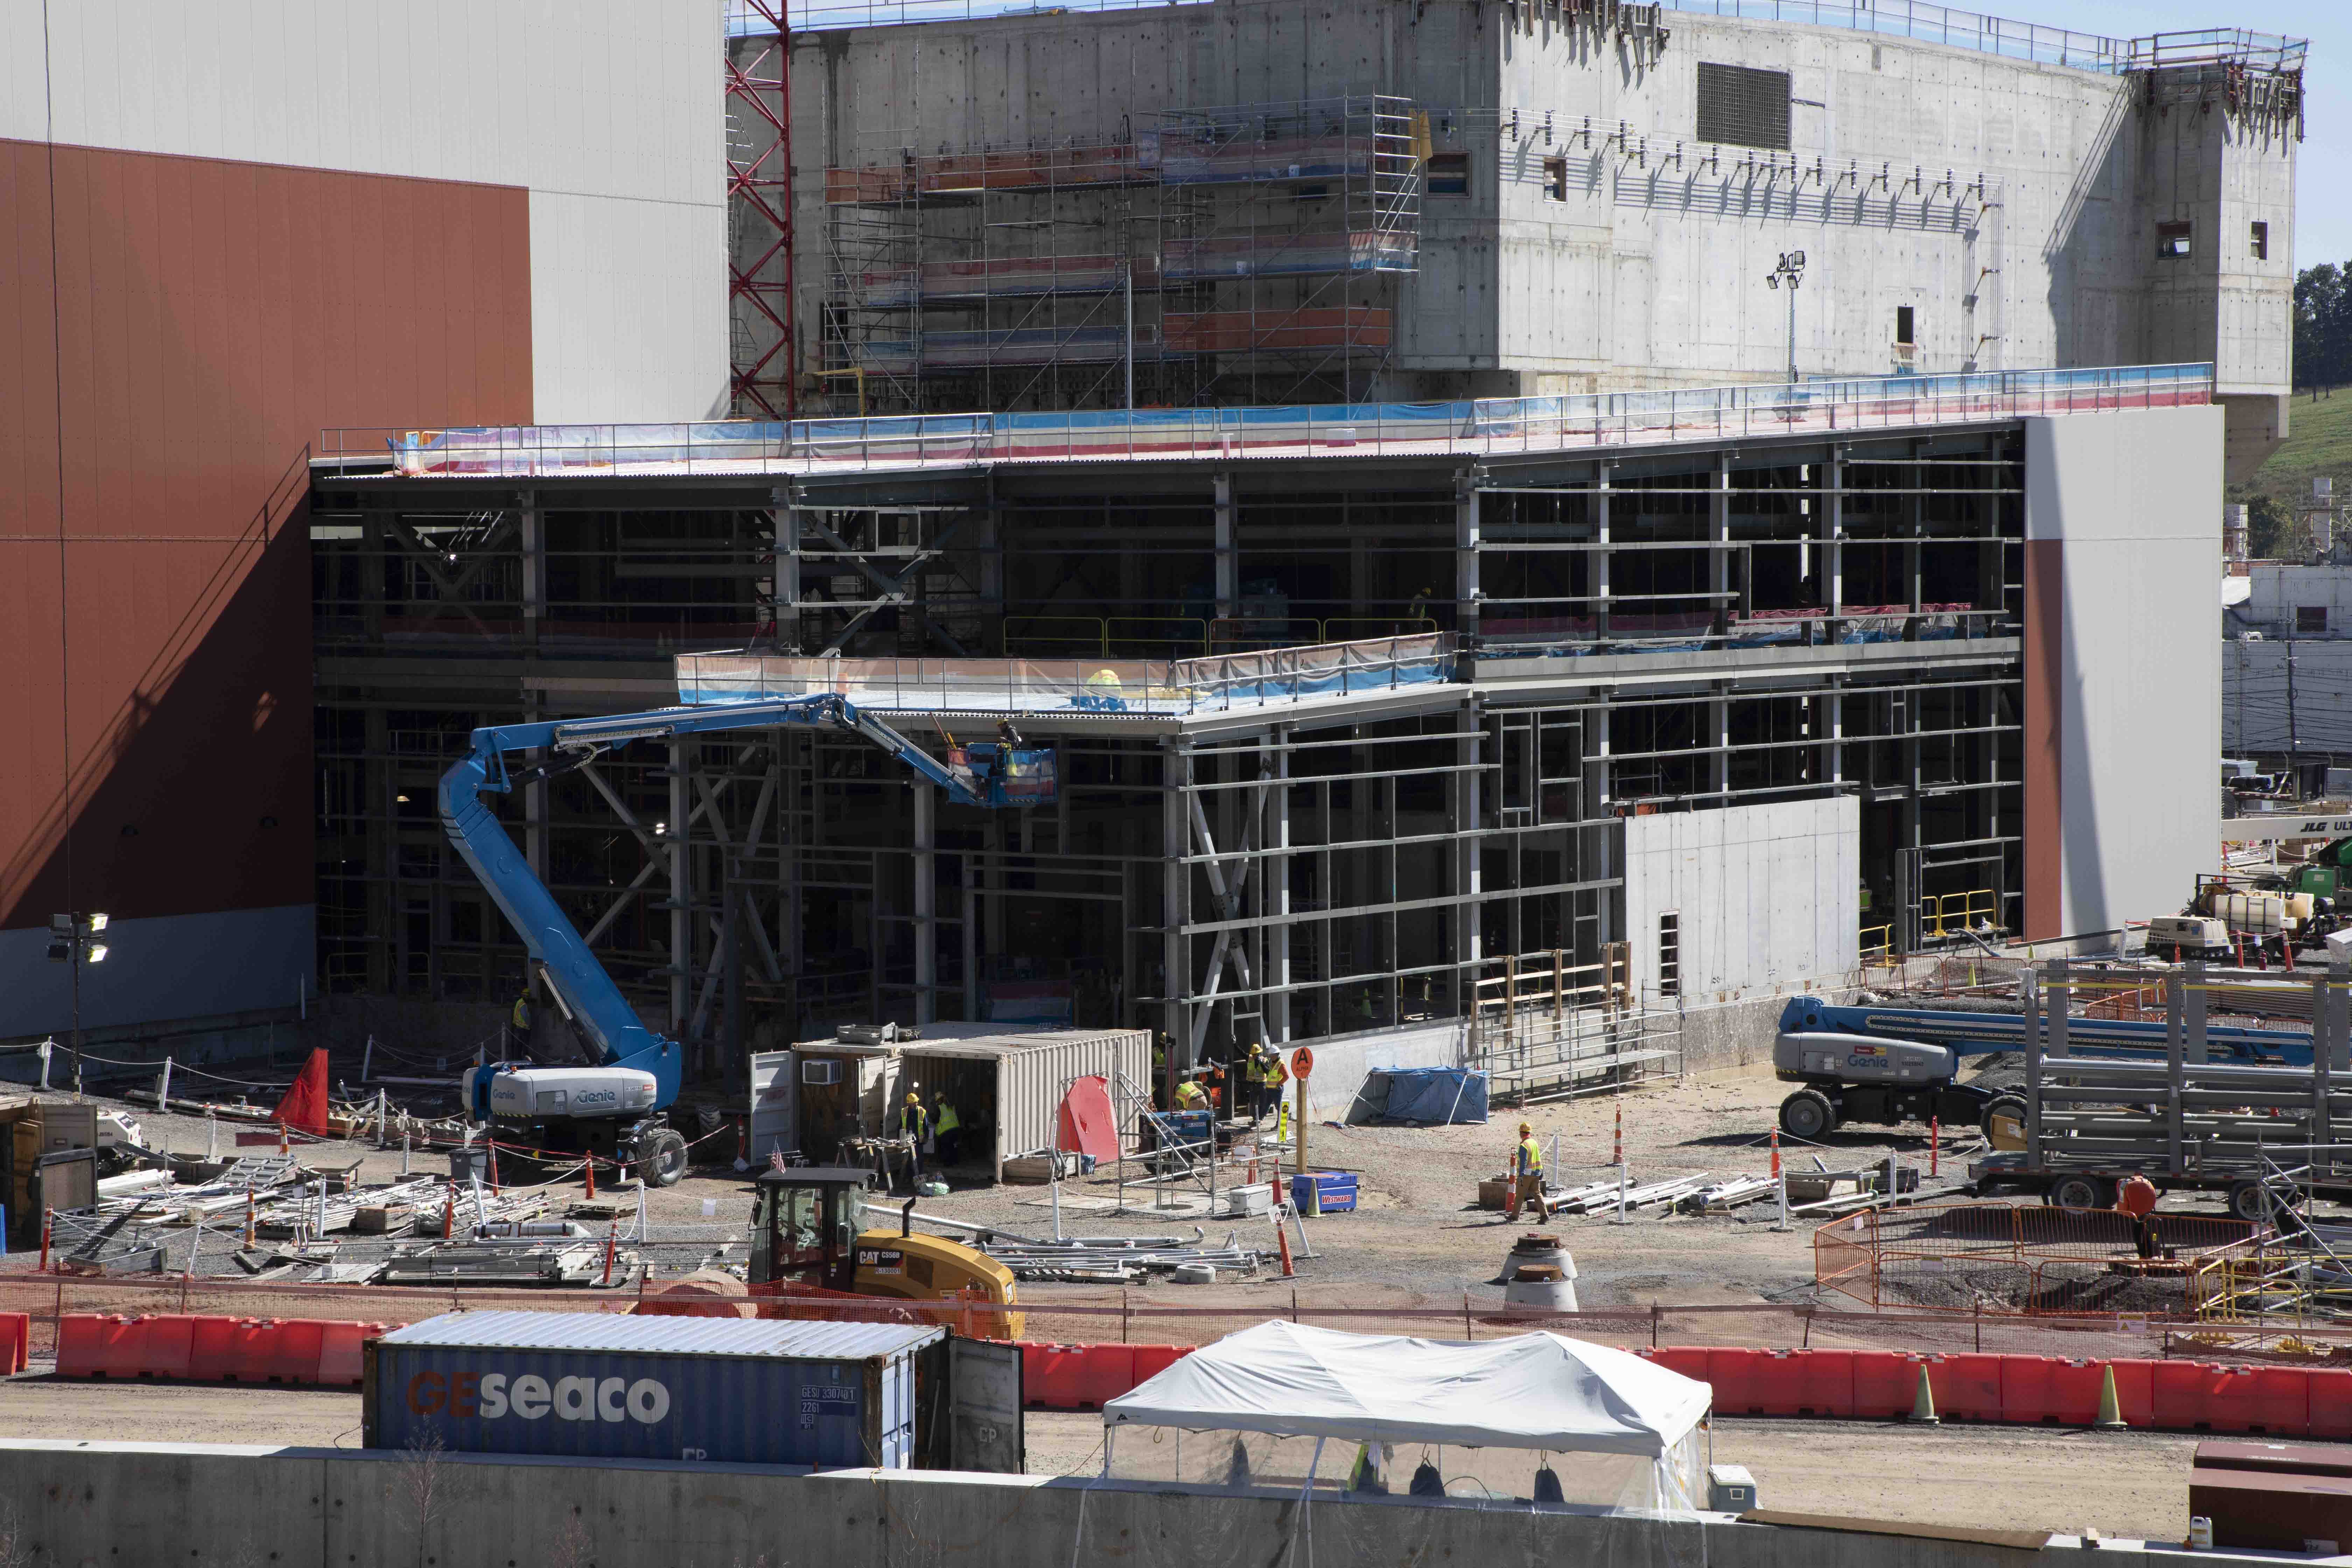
top-left (1701, 1348), bottom-right (1762, 1413)
top-left (2002, 1357), bottom-right (2096, 1426)
top-left (220, 1319), bottom-right (282, 1384)
top-left (270, 1319), bottom-right (328, 1385)
top-left (2312, 1369), bottom-right (2352, 1440)
top-left (134, 1316), bottom-right (200, 1380)
top-left (1642, 1347), bottom-right (1710, 1382)
top-left (188, 1317), bottom-right (250, 1381)
top-left (1129, 1345), bottom-right (1192, 1382)
top-left (0, 1312), bottom-right (24, 1376)
top-left (1744, 1350), bottom-right (1811, 1415)
top-left (2106, 1359), bottom-right (2157, 1427)
top-left (317, 1322), bottom-right (391, 1387)
top-left (1023, 1343), bottom-right (1088, 1410)
top-left (1072, 1344), bottom-right (1136, 1410)
top-left (56, 1315), bottom-right (117, 1378)
top-left (1931, 1353), bottom-right (2006, 1423)
top-left (1852, 1351), bottom-right (1921, 1419)
top-left (2155, 1362), bottom-right (2311, 1436)
top-left (1795, 1349), bottom-right (1858, 1418)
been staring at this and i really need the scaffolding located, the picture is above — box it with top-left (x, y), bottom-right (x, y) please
top-left (819, 97), bottom-right (1423, 414)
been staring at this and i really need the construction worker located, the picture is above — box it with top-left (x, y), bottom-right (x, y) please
top-left (1251, 1045), bottom-right (1287, 1127)
top-left (510, 989), bottom-right (533, 1040)
top-left (898, 1091), bottom-right (931, 1191)
top-left (1151, 1035), bottom-right (1170, 1111)
top-left (933, 1093), bottom-right (962, 1168)
top-left (1508, 1121), bottom-right (1548, 1222)
top-left (1173, 1076), bottom-right (1209, 1113)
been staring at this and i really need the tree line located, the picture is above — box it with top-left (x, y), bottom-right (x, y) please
top-left (2298, 262), bottom-right (2352, 391)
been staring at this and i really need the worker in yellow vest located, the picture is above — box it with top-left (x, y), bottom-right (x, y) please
top-left (1250, 1046), bottom-right (1287, 1127)
top-left (933, 1095), bottom-right (963, 1168)
top-left (897, 1091), bottom-right (931, 1192)
top-left (1507, 1120), bottom-right (1548, 1221)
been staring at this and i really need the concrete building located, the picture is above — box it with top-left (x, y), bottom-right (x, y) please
top-left (739, 1), bottom-right (2301, 476)
top-left (0, 1), bottom-right (726, 1046)
top-left (310, 367), bottom-right (2221, 1089)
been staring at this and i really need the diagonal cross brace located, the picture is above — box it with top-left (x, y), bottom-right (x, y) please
top-left (1187, 774), bottom-right (1274, 1055)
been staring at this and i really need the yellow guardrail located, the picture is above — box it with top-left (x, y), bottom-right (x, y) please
top-left (1859, 924), bottom-right (1893, 964)
top-left (1924, 888), bottom-right (1997, 941)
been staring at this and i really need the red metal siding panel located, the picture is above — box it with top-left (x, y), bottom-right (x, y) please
top-left (2022, 539), bottom-right (2064, 940)
top-left (0, 139), bottom-right (533, 932)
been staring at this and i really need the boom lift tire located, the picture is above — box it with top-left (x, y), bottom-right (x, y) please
top-left (1778, 1088), bottom-right (1837, 1141)
top-left (644, 1128), bottom-right (690, 1188)
top-left (1978, 1094), bottom-right (2027, 1141)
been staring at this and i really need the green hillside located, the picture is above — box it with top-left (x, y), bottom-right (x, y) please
top-left (2235, 390), bottom-right (2352, 511)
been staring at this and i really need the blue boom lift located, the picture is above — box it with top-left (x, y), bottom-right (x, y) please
top-left (439, 694), bottom-right (1053, 1183)
top-left (1772, 993), bottom-right (2315, 1142)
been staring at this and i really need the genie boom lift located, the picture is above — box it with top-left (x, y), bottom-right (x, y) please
top-left (440, 694), bottom-right (1052, 1183)
top-left (1772, 993), bottom-right (2315, 1141)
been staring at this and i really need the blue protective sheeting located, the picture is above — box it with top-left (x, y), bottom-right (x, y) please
top-left (1366, 1068), bottom-right (1488, 1125)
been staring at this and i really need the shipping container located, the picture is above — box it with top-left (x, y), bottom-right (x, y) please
top-left (363, 1311), bottom-right (943, 1468)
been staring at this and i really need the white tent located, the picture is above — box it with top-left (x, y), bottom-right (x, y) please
top-left (1101, 1320), bottom-right (1711, 1509)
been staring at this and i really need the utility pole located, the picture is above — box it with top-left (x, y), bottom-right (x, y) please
top-left (1765, 251), bottom-right (1807, 383)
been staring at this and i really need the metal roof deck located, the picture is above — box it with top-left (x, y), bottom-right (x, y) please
top-left (379, 1311), bottom-right (943, 1359)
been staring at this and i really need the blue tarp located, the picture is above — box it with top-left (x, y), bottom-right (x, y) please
top-left (1362, 1068), bottom-right (1488, 1126)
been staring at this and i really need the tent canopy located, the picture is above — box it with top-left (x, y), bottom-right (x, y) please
top-left (1102, 1320), bottom-right (1710, 1457)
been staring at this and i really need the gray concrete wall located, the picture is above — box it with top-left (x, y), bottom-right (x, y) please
top-left (765, 0), bottom-right (2294, 420)
top-left (0, 1438), bottom-right (2258, 1568)
top-left (2026, 407), bottom-right (2224, 938)
top-left (1623, 799), bottom-right (1859, 1005)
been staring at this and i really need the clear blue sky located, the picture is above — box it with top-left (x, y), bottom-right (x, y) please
top-left (2043, 0), bottom-right (2342, 268)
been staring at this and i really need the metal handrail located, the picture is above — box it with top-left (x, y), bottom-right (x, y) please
top-left (745, 0), bottom-right (2302, 77)
top-left (354, 363), bottom-right (2220, 481)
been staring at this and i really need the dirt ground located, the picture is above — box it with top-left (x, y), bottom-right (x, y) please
top-left (0, 1376), bottom-right (2208, 1542)
top-left (0, 1068), bottom-right (2331, 1540)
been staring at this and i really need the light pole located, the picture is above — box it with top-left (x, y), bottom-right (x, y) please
top-left (46, 911), bottom-right (109, 1095)
top-left (1764, 250), bottom-right (1807, 384)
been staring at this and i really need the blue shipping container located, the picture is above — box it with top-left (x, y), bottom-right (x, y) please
top-left (363, 1311), bottom-right (941, 1468)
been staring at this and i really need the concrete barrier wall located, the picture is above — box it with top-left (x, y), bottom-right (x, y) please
top-left (0, 1439), bottom-right (2246, 1568)
top-left (1281, 1021), bottom-right (1467, 1122)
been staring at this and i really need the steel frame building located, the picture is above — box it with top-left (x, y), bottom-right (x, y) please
top-left (301, 365), bottom-right (2194, 1089)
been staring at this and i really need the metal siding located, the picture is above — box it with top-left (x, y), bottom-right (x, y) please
top-left (750, 1049), bottom-right (797, 1164)
top-left (0, 141), bottom-right (532, 934)
top-left (381, 1310), bottom-right (940, 1360)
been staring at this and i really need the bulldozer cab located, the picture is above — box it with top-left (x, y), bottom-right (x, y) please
top-left (748, 1167), bottom-right (870, 1291)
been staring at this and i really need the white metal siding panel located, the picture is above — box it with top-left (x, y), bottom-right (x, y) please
top-left (2026, 409), bottom-right (2224, 935)
top-left (528, 190), bottom-right (729, 423)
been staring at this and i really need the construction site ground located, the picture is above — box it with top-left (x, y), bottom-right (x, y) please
top-left (0, 1064), bottom-right (2338, 1543)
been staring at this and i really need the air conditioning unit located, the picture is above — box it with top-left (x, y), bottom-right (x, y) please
top-left (800, 1059), bottom-right (841, 1085)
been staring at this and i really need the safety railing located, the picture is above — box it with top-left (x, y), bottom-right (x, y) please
top-left (1817, 1201), bottom-right (2263, 1312)
top-left (744, 0), bottom-right (2302, 79)
top-left (1923, 888), bottom-right (1998, 942)
top-left (345, 363), bottom-right (2219, 481)
top-left (1858, 924), bottom-right (1893, 965)
top-left (674, 632), bottom-right (1456, 719)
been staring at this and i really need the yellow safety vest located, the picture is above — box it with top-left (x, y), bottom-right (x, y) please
top-left (1174, 1082), bottom-right (1207, 1110)
top-left (1516, 1138), bottom-right (1543, 1176)
top-left (934, 1101), bottom-right (961, 1135)
top-left (900, 1104), bottom-right (930, 1138)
